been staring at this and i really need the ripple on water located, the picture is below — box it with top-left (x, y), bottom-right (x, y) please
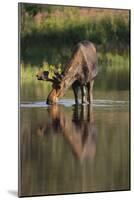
top-left (20, 99), bottom-right (129, 108)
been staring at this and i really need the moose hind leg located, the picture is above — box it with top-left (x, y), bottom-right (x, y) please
top-left (81, 85), bottom-right (88, 104)
top-left (87, 80), bottom-right (94, 104)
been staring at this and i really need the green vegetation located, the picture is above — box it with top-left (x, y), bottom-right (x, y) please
top-left (20, 3), bottom-right (130, 91)
top-left (21, 53), bottom-right (129, 81)
top-left (20, 4), bottom-right (130, 66)
top-left (21, 62), bottom-right (62, 84)
top-left (20, 52), bottom-right (129, 91)
top-left (21, 5), bottom-right (129, 49)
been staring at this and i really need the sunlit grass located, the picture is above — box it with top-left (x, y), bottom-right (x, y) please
top-left (20, 63), bottom-right (39, 83)
top-left (21, 53), bottom-right (129, 83)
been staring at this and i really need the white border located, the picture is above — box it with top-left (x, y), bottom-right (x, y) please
top-left (0, 0), bottom-right (133, 199)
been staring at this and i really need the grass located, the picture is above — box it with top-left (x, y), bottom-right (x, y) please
top-left (98, 53), bottom-right (129, 68)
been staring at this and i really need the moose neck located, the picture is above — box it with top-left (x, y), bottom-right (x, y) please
top-left (47, 47), bottom-right (83, 104)
top-left (57, 49), bottom-right (82, 97)
top-left (57, 74), bottom-right (76, 97)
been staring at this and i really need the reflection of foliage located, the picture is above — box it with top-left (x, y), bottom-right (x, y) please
top-left (20, 51), bottom-right (129, 90)
top-left (21, 105), bottom-right (129, 196)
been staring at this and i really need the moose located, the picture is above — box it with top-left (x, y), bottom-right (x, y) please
top-left (36, 41), bottom-right (98, 104)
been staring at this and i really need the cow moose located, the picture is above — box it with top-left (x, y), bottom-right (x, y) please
top-left (36, 41), bottom-right (98, 104)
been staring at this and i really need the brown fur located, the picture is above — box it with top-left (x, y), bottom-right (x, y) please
top-left (47, 41), bottom-right (98, 104)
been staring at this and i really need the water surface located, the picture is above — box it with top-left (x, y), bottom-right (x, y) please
top-left (20, 88), bottom-right (130, 196)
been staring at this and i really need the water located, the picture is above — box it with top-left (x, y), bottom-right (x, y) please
top-left (19, 84), bottom-right (130, 196)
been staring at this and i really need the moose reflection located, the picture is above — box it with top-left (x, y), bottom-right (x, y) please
top-left (37, 105), bottom-right (98, 161)
top-left (36, 41), bottom-right (98, 104)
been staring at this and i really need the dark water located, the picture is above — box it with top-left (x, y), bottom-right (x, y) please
top-left (19, 84), bottom-right (130, 196)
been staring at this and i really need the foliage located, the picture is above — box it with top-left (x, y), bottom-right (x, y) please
top-left (20, 4), bottom-right (130, 67)
top-left (20, 52), bottom-right (129, 91)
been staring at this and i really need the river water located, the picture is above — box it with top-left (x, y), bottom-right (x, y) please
top-left (19, 82), bottom-right (130, 196)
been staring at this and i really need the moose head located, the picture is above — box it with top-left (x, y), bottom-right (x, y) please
top-left (36, 70), bottom-right (64, 104)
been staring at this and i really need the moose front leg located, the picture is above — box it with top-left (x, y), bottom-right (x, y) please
top-left (72, 82), bottom-right (79, 104)
top-left (87, 80), bottom-right (94, 104)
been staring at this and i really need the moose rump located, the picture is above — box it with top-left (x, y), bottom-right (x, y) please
top-left (47, 41), bottom-right (98, 104)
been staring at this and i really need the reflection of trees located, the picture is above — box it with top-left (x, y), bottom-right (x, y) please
top-left (37, 105), bottom-right (98, 161)
top-left (20, 106), bottom-right (129, 196)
